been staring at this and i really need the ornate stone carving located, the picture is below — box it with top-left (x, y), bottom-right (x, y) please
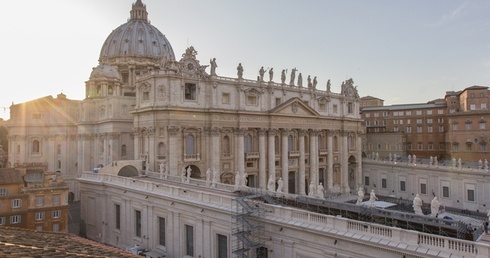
top-left (167, 126), bottom-right (180, 136)
top-left (234, 128), bottom-right (247, 136)
top-left (210, 127), bottom-right (221, 136)
top-left (298, 129), bottom-right (307, 137)
top-left (258, 128), bottom-right (267, 136)
top-left (309, 129), bottom-right (319, 136)
top-left (268, 128), bottom-right (278, 136)
top-left (158, 84), bottom-right (166, 98)
top-left (291, 101), bottom-right (299, 114)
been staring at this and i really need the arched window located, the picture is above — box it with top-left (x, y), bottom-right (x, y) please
top-left (245, 135), bottom-right (253, 153)
top-left (186, 134), bottom-right (195, 155)
top-left (32, 140), bottom-right (40, 154)
top-left (304, 136), bottom-right (309, 153)
top-left (222, 135), bottom-right (230, 156)
top-left (288, 135), bottom-right (294, 151)
top-left (121, 144), bottom-right (127, 157)
top-left (57, 144), bottom-right (61, 155)
top-left (333, 136), bottom-right (339, 151)
top-left (274, 136), bottom-right (280, 154)
top-left (318, 135), bottom-right (324, 149)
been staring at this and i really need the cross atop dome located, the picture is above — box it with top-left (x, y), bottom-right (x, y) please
top-left (130, 0), bottom-right (148, 21)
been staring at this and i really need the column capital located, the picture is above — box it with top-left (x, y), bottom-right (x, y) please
top-left (234, 127), bottom-right (247, 136)
top-left (268, 128), bottom-right (279, 136)
top-left (210, 127), bottom-right (221, 136)
top-left (298, 129), bottom-right (307, 137)
top-left (258, 128), bottom-right (268, 135)
top-left (281, 128), bottom-right (291, 135)
top-left (309, 129), bottom-right (320, 137)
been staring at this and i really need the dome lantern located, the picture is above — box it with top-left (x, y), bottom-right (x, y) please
top-left (130, 0), bottom-right (148, 22)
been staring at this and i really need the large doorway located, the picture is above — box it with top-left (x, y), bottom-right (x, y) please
top-left (288, 171), bottom-right (296, 194)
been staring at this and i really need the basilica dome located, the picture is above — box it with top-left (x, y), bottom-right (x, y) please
top-left (98, 0), bottom-right (175, 66)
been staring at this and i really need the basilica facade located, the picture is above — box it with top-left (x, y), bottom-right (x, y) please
top-left (7, 0), bottom-right (363, 200)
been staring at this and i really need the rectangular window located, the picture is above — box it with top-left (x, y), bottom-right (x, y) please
top-left (438, 109), bottom-right (444, 114)
top-left (400, 181), bottom-right (406, 192)
top-left (10, 215), bottom-right (21, 224)
top-left (366, 121), bottom-right (370, 126)
top-left (407, 119), bottom-right (411, 124)
top-left (466, 123), bottom-right (472, 130)
top-left (275, 97), bottom-right (281, 107)
top-left (467, 189), bottom-right (475, 202)
top-left (53, 223), bottom-right (59, 232)
top-left (53, 195), bottom-right (60, 205)
top-left (427, 110), bottom-right (433, 115)
top-left (319, 103), bottom-right (326, 111)
top-left (427, 118), bottom-right (433, 124)
top-left (142, 91), bottom-right (149, 101)
top-left (470, 104), bottom-right (476, 110)
top-left (406, 111), bottom-right (412, 116)
top-left (381, 178), bottom-right (387, 189)
top-left (158, 217), bottom-right (166, 246)
top-left (417, 126), bottom-right (422, 133)
top-left (35, 212), bottom-right (45, 221)
top-left (438, 118), bottom-right (444, 123)
top-left (365, 113), bottom-right (371, 118)
top-left (452, 123), bottom-right (458, 130)
top-left (333, 105), bottom-right (338, 113)
top-left (427, 126), bottom-right (433, 133)
top-left (394, 126), bottom-right (399, 132)
top-left (420, 183), bottom-right (427, 195)
top-left (0, 217), bottom-right (5, 225)
top-left (36, 196), bottom-right (44, 207)
top-left (406, 142), bottom-right (412, 150)
top-left (217, 234), bottom-right (228, 258)
top-left (406, 126), bottom-right (412, 133)
top-left (453, 144), bottom-right (459, 151)
top-left (416, 110), bottom-right (422, 115)
top-left (115, 204), bottom-right (121, 230)
top-left (481, 144), bottom-right (487, 151)
top-left (374, 112), bottom-right (379, 117)
top-left (416, 119), bottom-right (422, 124)
top-left (0, 189), bottom-right (8, 196)
top-left (135, 210), bottom-right (142, 237)
top-left (418, 142), bottom-right (423, 150)
top-left (439, 125), bottom-right (444, 132)
top-left (222, 93), bottom-right (230, 104)
top-left (428, 142), bottom-right (433, 150)
top-left (247, 95), bottom-right (257, 106)
top-left (364, 176), bottom-right (370, 186)
top-left (184, 83), bottom-right (197, 101)
top-left (52, 210), bottom-right (61, 219)
top-left (480, 122), bottom-right (486, 129)
top-left (481, 103), bottom-right (487, 109)
top-left (185, 225), bottom-right (194, 256)
top-left (347, 102), bottom-right (353, 113)
top-left (443, 186), bottom-right (450, 198)
top-left (11, 199), bottom-right (22, 208)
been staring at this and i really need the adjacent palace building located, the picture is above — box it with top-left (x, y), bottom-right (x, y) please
top-left (6, 1), bottom-right (490, 258)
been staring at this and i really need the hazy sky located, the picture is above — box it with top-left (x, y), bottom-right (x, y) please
top-left (1, 0), bottom-right (489, 120)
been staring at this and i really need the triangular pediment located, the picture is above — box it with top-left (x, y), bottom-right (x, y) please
top-left (270, 97), bottom-right (320, 116)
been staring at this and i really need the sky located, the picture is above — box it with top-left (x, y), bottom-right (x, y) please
top-left (1, 0), bottom-right (490, 120)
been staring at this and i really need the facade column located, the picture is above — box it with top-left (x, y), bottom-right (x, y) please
top-left (236, 128), bottom-right (246, 175)
top-left (326, 130), bottom-right (334, 191)
top-left (268, 129), bottom-right (277, 184)
top-left (309, 130), bottom-right (319, 186)
top-left (356, 131), bottom-right (363, 188)
top-left (133, 128), bottom-right (140, 160)
top-left (298, 130), bottom-right (306, 195)
top-left (281, 129), bottom-right (289, 193)
top-left (210, 127), bottom-right (221, 173)
top-left (147, 127), bottom-right (155, 170)
top-left (341, 130), bottom-right (350, 193)
top-left (258, 128), bottom-right (267, 189)
top-left (167, 126), bottom-right (180, 175)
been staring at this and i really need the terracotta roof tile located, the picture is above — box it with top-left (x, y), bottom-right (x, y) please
top-left (0, 227), bottom-right (139, 257)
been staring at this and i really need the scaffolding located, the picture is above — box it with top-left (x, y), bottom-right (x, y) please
top-left (232, 190), bottom-right (266, 258)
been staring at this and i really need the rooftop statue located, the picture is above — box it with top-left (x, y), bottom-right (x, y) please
top-left (290, 68), bottom-right (297, 86)
top-left (237, 63), bottom-right (244, 79)
top-left (209, 58), bottom-right (217, 76)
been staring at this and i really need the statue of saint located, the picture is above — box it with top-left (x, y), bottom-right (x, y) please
top-left (237, 63), bottom-right (244, 79)
top-left (267, 175), bottom-right (275, 192)
top-left (479, 159), bottom-right (483, 169)
top-left (181, 167), bottom-right (186, 183)
top-left (326, 79), bottom-right (331, 92)
top-left (206, 168), bottom-right (212, 187)
top-left (269, 68), bottom-right (274, 82)
top-left (308, 181), bottom-right (315, 197)
top-left (413, 194), bottom-right (423, 215)
top-left (356, 187), bottom-right (364, 205)
top-left (277, 177), bottom-right (284, 193)
top-left (210, 58), bottom-right (217, 76)
top-left (281, 69), bottom-right (286, 84)
top-left (186, 166), bottom-right (192, 183)
top-left (212, 170), bottom-right (219, 188)
top-left (290, 68), bottom-right (297, 86)
top-left (457, 158), bottom-right (462, 169)
top-left (313, 76), bottom-right (318, 89)
top-left (317, 183), bottom-right (325, 199)
top-left (297, 73), bottom-right (303, 87)
top-left (408, 154), bottom-right (412, 164)
top-left (431, 196), bottom-right (441, 217)
top-left (234, 171), bottom-right (241, 189)
top-left (242, 172), bottom-right (248, 187)
top-left (369, 190), bottom-right (378, 208)
top-left (307, 75), bottom-right (312, 88)
top-left (259, 66), bottom-right (265, 81)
